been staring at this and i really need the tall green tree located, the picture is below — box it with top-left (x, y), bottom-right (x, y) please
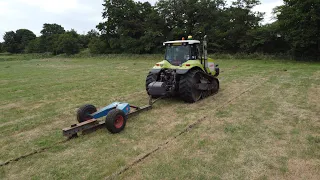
top-left (3, 29), bottom-right (36, 53)
top-left (3, 31), bottom-right (17, 53)
top-left (223, 0), bottom-right (264, 53)
top-left (139, 2), bottom-right (165, 53)
top-left (53, 30), bottom-right (81, 55)
top-left (156, 0), bottom-right (186, 39)
top-left (97, 0), bottom-right (165, 53)
top-left (275, 0), bottom-right (320, 59)
top-left (15, 29), bottom-right (36, 52)
top-left (188, 0), bottom-right (228, 52)
top-left (26, 38), bottom-right (42, 53)
top-left (244, 22), bottom-right (289, 53)
top-left (155, 0), bottom-right (263, 53)
top-left (40, 23), bottom-right (65, 36)
top-left (87, 29), bottom-right (100, 39)
top-left (79, 29), bottom-right (100, 49)
top-left (97, 0), bottom-right (136, 53)
top-left (156, 0), bottom-right (226, 40)
top-left (89, 37), bottom-right (107, 54)
top-left (40, 23), bottom-right (65, 52)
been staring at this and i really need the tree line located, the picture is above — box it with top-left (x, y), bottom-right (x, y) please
top-left (1, 23), bottom-right (99, 55)
top-left (1, 0), bottom-right (319, 60)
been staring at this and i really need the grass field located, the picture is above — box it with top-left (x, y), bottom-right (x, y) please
top-left (0, 55), bottom-right (319, 179)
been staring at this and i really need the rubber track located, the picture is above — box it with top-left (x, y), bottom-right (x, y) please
top-left (106, 78), bottom-right (269, 179)
top-left (179, 69), bottom-right (199, 102)
top-left (145, 72), bottom-right (159, 98)
top-left (145, 72), bottom-right (157, 91)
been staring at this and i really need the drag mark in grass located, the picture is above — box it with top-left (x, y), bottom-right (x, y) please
top-left (0, 139), bottom-right (68, 167)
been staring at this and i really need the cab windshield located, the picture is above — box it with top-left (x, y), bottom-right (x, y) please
top-left (165, 45), bottom-right (190, 66)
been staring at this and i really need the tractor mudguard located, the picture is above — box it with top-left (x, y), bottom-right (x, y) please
top-left (176, 69), bottom-right (189, 74)
top-left (176, 67), bottom-right (204, 75)
top-left (150, 69), bottom-right (161, 73)
top-left (214, 67), bottom-right (220, 77)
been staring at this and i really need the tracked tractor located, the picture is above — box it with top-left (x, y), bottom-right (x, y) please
top-left (146, 35), bottom-right (220, 103)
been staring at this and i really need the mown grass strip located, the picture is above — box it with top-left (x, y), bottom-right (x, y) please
top-left (106, 76), bottom-right (270, 179)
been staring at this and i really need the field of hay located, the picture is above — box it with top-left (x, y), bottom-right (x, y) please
top-left (0, 55), bottom-right (319, 179)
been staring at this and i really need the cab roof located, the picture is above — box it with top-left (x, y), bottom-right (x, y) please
top-left (163, 40), bottom-right (200, 46)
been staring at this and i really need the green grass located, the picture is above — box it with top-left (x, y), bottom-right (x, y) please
top-left (0, 55), bottom-right (319, 179)
top-left (0, 53), bottom-right (53, 62)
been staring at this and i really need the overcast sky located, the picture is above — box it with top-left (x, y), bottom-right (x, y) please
top-left (0, 0), bottom-right (283, 42)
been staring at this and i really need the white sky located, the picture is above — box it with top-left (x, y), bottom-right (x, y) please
top-left (0, 0), bottom-right (283, 42)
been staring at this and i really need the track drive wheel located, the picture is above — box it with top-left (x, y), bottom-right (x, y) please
top-left (105, 109), bottom-right (127, 133)
top-left (77, 104), bottom-right (97, 123)
top-left (179, 69), bottom-right (202, 103)
top-left (145, 72), bottom-right (159, 98)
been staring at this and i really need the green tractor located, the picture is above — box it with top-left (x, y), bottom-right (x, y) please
top-left (146, 35), bottom-right (220, 103)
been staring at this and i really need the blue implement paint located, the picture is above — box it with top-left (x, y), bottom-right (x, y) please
top-left (91, 102), bottom-right (130, 119)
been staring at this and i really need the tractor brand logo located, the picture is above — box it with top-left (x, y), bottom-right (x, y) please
top-left (209, 64), bottom-right (215, 67)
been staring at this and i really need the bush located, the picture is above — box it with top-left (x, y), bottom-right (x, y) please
top-left (73, 49), bottom-right (92, 58)
top-left (88, 38), bottom-right (107, 54)
top-left (54, 33), bottom-right (80, 55)
top-left (26, 38), bottom-right (42, 53)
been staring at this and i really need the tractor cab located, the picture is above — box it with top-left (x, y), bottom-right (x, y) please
top-left (163, 37), bottom-right (201, 66)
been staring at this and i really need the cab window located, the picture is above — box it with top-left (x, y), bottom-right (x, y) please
top-left (190, 45), bottom-right (199, 60)
top-left (165, 45), bottom-right (190, 65)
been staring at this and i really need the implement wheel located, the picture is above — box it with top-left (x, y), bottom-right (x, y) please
top-left (105, 109), bottom-right (127, 133)
top-left (77, 104), bottom-right (97, 123)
